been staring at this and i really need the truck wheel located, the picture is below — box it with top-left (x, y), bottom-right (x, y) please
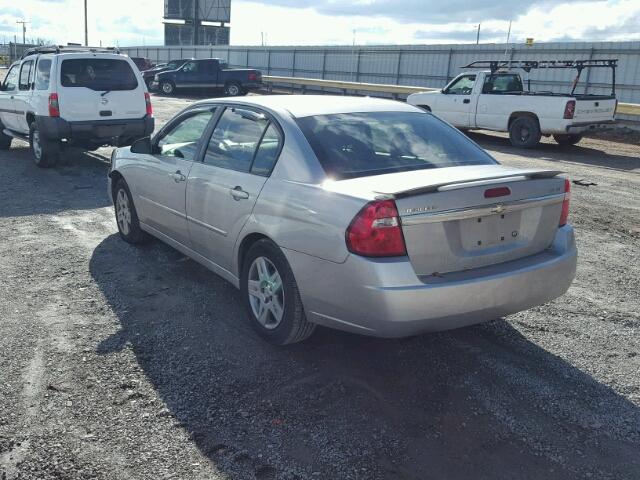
top-left (29, 122), bottom-right (60, 168)
top-left (160, 81), bottom-right (175, 95)
top-left (508, 116), bottom-right (541, 148)
top-left (553, 134), bottom-right (583, 146)
top-left (145, 78), bottom-right (154, 89)
top-left (224, 82), bottom-right (242, 97)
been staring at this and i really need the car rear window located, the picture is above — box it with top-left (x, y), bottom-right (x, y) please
top-left (60, 58), bottom-right (138, 90)
top-left (296, 111), bottom-right (497, 179)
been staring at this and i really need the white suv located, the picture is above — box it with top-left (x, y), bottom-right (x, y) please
top-left (0, 45), bottom-right (154, 167)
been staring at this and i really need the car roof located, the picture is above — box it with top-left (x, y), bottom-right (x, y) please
top-left (192, 95), bottom-right (421, 118)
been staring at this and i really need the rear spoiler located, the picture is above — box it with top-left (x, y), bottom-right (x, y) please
top-left (388, 170), bottom-right (563, 199)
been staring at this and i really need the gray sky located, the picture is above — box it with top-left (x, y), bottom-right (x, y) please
top-left (0, 0), bottom-right (638, 47)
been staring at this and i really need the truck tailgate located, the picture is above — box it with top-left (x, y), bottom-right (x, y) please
top-left (574, 98), bottom-right (616, 123)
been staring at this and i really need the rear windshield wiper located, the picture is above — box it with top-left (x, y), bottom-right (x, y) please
top-left (100, 90), bottom-right (111, 97)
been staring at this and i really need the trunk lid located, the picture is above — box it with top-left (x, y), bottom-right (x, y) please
top-left (328, 165), bottom-right (566, 275)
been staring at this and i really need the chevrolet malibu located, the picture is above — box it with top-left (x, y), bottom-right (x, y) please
top-left (108, 95), bottom-right (577, 345)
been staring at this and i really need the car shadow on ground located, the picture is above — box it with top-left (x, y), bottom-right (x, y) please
top-left (90, 234), bottom-right (640, 479)
top-left (467, 131), bottom-right (640, 172)
top-left (0, 142), bottom-right (112, 218)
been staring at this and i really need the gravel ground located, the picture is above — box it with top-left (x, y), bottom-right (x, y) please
top-left (0, 93), bottom-right (639, 480)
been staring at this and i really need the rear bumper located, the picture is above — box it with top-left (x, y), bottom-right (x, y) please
top-left (284, 226), bottom-right (577, 338)
top-left (36, 115), bottom-right (154, 146)
top-left (541, 119), bottom-right (616, 134)
top-left (565, 120), bottom-right (616, 133)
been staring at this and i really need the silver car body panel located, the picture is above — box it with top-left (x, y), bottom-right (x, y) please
top-left (110, 95), bottom-right (577, 337)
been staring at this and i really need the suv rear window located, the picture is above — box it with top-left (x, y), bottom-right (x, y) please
top-left (296, 111), bottom-right (496, 179)
top-left (60, 58), bottom-right (138, 90)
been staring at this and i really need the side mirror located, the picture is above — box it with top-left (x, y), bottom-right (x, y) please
top-left (0, 84), bottom-right (6, 92)
top-left (130, 136), bottom-right (152, 154)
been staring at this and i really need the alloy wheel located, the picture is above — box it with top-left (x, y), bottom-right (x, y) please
top-left (247, 256), bottom-right (285, 330)
top-left (116, 189), bottom-right (132, 235)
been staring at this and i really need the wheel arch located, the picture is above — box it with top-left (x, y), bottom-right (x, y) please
top-left (508, 111), bottom-right (540, 128)
top-left (236, 232), bottom-right (273, 276)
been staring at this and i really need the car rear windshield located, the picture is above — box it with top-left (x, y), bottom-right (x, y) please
top-left (60, 58), bottom-right (138, 91)
top-left (296, 111), bottom-right (497, 179)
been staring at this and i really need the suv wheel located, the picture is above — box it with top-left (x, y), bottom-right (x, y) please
top-left (241, 239), bottom-right (315, 345)
top-left (113, 178), bottom-right (149, 244)
top-left (160, 81), bottom-right (175, 95)
top-left (508, 116), bottom-right (541, 148)
top-left (30, 122), bottom-right (60, 168)
top-left (224, 82), bottom-right (242, 97)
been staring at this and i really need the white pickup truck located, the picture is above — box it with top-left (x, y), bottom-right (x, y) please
top-left (407, 61), bottom-right (617, 148)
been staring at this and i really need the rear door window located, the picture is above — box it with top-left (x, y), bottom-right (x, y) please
top-left (204, 108), bottom-right (270, 172)
top-left (35, 58), bottom-right (52, 90)
top-left (19, 60), bottom-right (34, 90)
top-left (60, 58), bottom-right (138, 90)
top-left (483, 74), bottom-right (523, 94)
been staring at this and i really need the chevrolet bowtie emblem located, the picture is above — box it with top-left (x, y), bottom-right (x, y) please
top-left (492, 204), bottom-right (506, 214)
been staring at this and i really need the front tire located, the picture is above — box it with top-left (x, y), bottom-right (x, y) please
top-left (553, 134), bottom-right (583, 146)
top-left (224, 82), bottom-right (242, 97)
top-left (241, 239), bottom-right (315, 345)
top-left (508, 116), bottom-right (541, 148)
top-left (30, 122), bottom-right (60, 168)
top-left (160, 81), bottom-right (175, 95)
top-left (113, 179), bottom-right (149, 244)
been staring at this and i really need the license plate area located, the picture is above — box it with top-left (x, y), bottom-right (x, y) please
top-left (460, 212), bottom-right (522, 250)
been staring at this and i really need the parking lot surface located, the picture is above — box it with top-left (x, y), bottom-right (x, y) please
top-left (1, 93), bottom-right (639, 480)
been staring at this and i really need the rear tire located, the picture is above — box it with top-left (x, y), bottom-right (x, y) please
top-left (508, 116), bottom-right (541, 148)
top-left (113, 178), bottom-right (150, 244)
top-left (241, 239), bottom-right (315, 345)
top-left (553, 134), bottom-right (583, 146)
top-left (224, 82), bottom-right (242, 97)
top-left (160, 81), bottom-right (175, 95)
top-left (30, 122), bottom-right (60, 168)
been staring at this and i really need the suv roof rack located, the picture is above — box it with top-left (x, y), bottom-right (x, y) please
top-left (21, 44), bottom-right (120, 59)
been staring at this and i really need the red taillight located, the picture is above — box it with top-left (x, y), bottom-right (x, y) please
top-left (559, 178), bottom-right (571, 227)
top-left (48, 93), bottom-right (60, 117)
top-left (248, 72), bottom-right (258, 81)
top-left (484, 186), bottom-right (511, 198)
top-left (346, 199), bottom-right (407, 257)
top-left (144, 92), bottom-right (153, 116)
top-left (563, 100), bottom-right (576, 119)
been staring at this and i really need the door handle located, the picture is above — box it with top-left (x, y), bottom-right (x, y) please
top-left (463, 99), bottom-right (470, 104)
top-left (169, 170), bottom-right (186, 182)
top-left (229, 186), bottom-right (249, 200)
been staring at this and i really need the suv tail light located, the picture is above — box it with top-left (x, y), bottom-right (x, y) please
top-left (346, 199), bottom-right (407, 257)
top-left (563, 100), bottom-right (576, 119)
top-left (248, 72), bottom-right (258, 81)
top-left (48, 93), bottom-right (60, 117)
top-left (559, 178), bottom-right (571, 227)
top-left (144, 92), bottom-right (153, 116)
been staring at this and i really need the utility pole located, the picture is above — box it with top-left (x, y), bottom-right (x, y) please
top-left (16, 20), bottom-right (29, 45)
top-left (84, 0), bottom-right (88, 45)
top-left (192, 0), bottom-right (199, 46)
top-left (476, 24), bottom-right (481, 45)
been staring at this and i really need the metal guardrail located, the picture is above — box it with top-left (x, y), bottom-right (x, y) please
top-left (262, 75), bottom-right (640, 117)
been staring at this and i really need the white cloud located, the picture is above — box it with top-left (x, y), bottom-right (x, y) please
top-left (0, 0), bottom-right (638, 47)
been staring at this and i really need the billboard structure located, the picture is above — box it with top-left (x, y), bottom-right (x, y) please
top-left (164, 0), bottom-right (231, 46)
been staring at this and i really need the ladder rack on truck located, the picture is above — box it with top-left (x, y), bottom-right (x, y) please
top-left (462, 59), bottom-right (618, 96)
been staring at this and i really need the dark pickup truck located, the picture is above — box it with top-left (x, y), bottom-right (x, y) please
top-left (151, 58), bottom-right (263, 96)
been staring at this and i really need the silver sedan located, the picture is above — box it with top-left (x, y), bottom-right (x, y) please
top-left (108, 95), bottom-right (577, 345)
